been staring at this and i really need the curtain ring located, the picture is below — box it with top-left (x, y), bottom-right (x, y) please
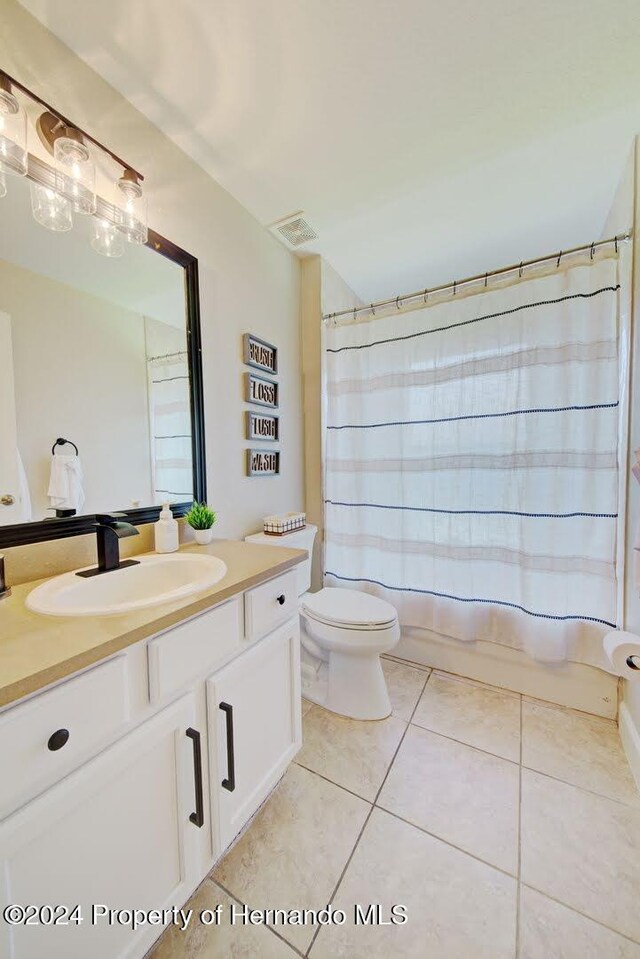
top-left (453, 279), bottom-right (457, 296)
top-left (370, 303), bottom-right (375, 316)
top-left (556, 250), bottom-right (563, 268)
top-left (484, 272), bottom-right (488, 288)
top-left (590, 242), bottom-right (595, 260)
top-left (396, 296), bottom-right (401, 310)
top-left (615, 236), bottom-right (619, 254)
top-left (353, 307), bottom-right (357, 322)
top-left (518, 261), bottom-right (523, 279)
top-left (423, 288), bottom-right (428, 304)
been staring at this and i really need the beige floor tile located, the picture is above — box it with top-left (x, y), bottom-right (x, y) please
top-left (378, 724), bottom-right (519, 873)
top-left (519, 885), bottom-right (640, 959)
top-left (522, 698), bottom-right (639, 806)
top-left (147, 880), bottom-right (298, 958)
top-left (296, 705), bottom-right (406, 801)
top-left (213, 763), bottom-right (369, 952)
top-left (301, 697), bottom-right (313, 717)
top-left (521, 768), bottom-right (640, 943)
top-left (382, 653), bottom-right (431, 672)
top-left (412, 671), bottom-right (521, 761)
top-left (310, 807), bottom-right (517, 959)
top-left (381, 659), bottom-right (429, 720)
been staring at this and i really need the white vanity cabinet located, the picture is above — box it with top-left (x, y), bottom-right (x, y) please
top-left (208, 617), bottom-right (301, 850)
top-left (0, 693), bottom-right (201, 959)
top-left (0, 567), bottom-right (302, 959)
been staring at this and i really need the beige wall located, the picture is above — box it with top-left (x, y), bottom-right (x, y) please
top-left (0, 0), bottom-right (303, 563)
top-left (2, 259), bottom-right (154, 519)
top-left (300, 255), bottom-right (361, 587)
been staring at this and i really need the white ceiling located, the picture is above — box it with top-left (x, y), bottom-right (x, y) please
top-left (19, 0), bottom-right (640, 303)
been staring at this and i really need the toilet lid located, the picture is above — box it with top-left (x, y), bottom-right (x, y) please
top-left (301, 588), bottom-right (398, 628)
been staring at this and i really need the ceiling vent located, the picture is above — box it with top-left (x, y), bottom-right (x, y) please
top-left (269, 212), bottom-right (318, 249)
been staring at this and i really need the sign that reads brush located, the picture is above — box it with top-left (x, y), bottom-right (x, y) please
top-left (247, 449), bottom-right (280, 476)
top-left (245, 372), bottom-right (278, 409)
top-left (243, 333), bottom-right (277, 375)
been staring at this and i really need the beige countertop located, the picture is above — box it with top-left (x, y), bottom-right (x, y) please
top-left (0, 540), bottom-right (306, 709)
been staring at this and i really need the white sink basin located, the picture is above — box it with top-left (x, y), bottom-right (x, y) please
top-left (26, 552), bottom-right (228, 617)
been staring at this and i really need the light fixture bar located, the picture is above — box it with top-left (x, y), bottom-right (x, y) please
top-left (0, 68), bottom-right (144, 182)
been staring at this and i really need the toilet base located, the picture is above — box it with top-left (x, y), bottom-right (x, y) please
top-left (301, 644), bottom-right (392, 721)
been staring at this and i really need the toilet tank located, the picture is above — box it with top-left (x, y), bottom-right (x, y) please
top-left (245, 524), bottom-right (317, 596)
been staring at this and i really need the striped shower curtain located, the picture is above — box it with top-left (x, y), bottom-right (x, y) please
top-left (147, 352), bottom-right (193, 504)
top-left (324, 256), bottom-right (623, 668)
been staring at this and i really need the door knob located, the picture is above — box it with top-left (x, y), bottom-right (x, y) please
top-left (0, 494), bottom-right (15, 506)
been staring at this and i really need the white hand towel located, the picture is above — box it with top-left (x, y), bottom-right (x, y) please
top-left (48, 454), bottom-right (85, 512)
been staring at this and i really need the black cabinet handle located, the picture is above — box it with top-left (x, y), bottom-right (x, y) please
top-left (277, 594), bottom-right (286, 605)
top-left (186, 728), bottom-right (204, 828)
top-left (47, 729), bottom-right (69, 751)
top-left (219, 702), bottom-right (235, 792)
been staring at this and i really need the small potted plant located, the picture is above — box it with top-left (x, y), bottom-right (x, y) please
top-left (185, 502), bottom-right (217, 545)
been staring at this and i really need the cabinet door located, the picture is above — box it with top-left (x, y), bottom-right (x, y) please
top-left (208, 617), bottom-right (301, 852)
top-left (0, 693), bottom-right (204, 959)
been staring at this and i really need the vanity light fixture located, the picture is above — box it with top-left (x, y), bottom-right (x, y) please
top-left (0, 69), bottom-right (148, 257)
top-left (30, 181), bottom-right (73, 232)
top-left (0, 73), bottom-right (28, 177)
top-left (91, 217), bottom-right (124, 257)
top-left (116, 169), bottom-right (148, 245)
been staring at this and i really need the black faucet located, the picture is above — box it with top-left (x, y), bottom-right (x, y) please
top-left (76, 514), bottom-right (140, 578)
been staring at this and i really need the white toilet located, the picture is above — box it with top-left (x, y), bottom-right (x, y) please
top-left (245, 525), bottom-right (400, 720)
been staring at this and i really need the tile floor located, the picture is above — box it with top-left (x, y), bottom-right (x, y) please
top-left (149, 659), bottom-right (640, 958)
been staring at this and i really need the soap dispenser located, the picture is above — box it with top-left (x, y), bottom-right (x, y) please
top-left (155, 503), bottom-right (179, 553)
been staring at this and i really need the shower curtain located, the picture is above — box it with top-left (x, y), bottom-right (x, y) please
top-left (324, 256), bottom-right (623, 668)
top-left (147, 352), bottom-right (193, 505)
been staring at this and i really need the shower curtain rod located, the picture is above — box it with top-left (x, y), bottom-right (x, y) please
top-left (322, 231), bottom-right (631, 323)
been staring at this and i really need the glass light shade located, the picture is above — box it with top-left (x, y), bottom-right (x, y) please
top-left (30, 182), bottom-right (73, 232)
top-left (91, 217), bottom-right (124, 257)
top-left (116, 175), bottom-right (147, 244)
top-left (54, 134), bottom-right (96, 214)
top-left (0, 88), bottom-right (28, 176)
top-left (0, 167), bottom-right (6, 199)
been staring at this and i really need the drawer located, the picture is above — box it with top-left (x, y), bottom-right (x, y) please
top-left (0, 655), bottom-right (129, 819)
top-left (147, 598), bottom-right (242, 702)
top-left (244, 570), bottom-right (299, 642)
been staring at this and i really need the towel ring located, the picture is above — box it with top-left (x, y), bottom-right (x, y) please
top-left (51, 437), bottom-right (79, 456)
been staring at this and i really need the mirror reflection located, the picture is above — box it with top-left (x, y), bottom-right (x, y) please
top-left (0, 174), bottom-right (193, 525)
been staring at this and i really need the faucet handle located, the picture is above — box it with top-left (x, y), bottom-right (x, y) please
top-left (95, 513), bottom-right (127, 526)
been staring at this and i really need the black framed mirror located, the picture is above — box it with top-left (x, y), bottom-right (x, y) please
top-left (0, 180), bottom-right (206, 548)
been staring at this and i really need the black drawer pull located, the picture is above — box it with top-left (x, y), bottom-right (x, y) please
top-left (186, 728), bottom-right (204, 828)
top-left (276, 594), bottom-right (286, 605)
top-left (219, 702), bottom-right (235, 792)
top-left (47, 729), bottom-right (69, 751)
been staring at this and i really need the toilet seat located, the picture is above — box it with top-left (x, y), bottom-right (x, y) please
top-left (301, 587), bottom-right (397, 630)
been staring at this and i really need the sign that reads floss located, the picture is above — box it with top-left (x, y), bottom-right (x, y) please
top-left (243, 333), bottom-right (278, 375)
top-left (247, 449), bottom-right (280, 476)
top-left (245, 373), bottom-right (278, 409)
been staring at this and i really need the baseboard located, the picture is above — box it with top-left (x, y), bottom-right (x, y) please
top-left (393, 626), bottom-right (618, 719)
top-left (619, 701), bottom-right (640, 791)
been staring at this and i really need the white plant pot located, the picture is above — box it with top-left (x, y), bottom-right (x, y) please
top-left (193, 528), bottom-right (214, 545)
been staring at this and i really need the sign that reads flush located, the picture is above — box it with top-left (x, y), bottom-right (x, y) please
top-left (245, 372), bottom-right (278, 409)
top-left (243, 333), bottom-right (278, 375)
top-left (246, 410), bottom-right (279, 441)
top-left (247, 449), bottom-right (280, 476)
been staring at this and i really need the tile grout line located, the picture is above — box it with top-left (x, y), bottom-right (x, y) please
top-left (408, 718), bottom-right (521, 765)
top-left (212, 878), bottom-right (308, 958)
top-left (294, 759), bottom-right (378, 804)
top-left (304, 668), bottom-right (433, 957)
top-left (518, 879), bottom-right (640, 948)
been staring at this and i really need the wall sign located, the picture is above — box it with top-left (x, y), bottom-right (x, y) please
top-left (243, 333), bottom-right (278, 375)
top-left (245, 372), bottom-right (278, 409)
top-left (246, 410), bottom-right (279, 442)
top-left (247, 449), bottom-right (280, 476)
